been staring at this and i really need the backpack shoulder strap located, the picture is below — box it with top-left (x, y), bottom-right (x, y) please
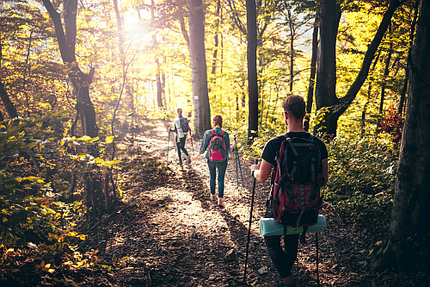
top-left (284, 135), bottom-right (299, 157)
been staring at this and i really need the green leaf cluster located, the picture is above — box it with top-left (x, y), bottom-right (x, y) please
top-left (324, 133), bottom-right (397, 229)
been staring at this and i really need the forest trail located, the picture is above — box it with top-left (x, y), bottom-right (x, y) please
top-left (79, 118), bottom-right (421, 287)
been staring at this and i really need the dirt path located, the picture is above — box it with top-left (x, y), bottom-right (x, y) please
top-left (82, 118), bottom-right (425, 287)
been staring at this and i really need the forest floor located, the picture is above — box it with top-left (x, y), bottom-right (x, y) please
top-left (2, 117), bottom-right (428, 287)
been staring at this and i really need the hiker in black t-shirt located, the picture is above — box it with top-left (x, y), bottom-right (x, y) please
top-left (251, 95), bottom-right (328, 287)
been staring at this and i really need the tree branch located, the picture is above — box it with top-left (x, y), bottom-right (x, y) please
top-left (337, 0), bottom-right (401, 116)
top-left (42, 0), bottom-right (75, 63)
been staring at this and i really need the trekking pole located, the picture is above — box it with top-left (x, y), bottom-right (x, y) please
top-left (244, 159), bottom-right (258, 281)
top-left (234, 135), bottom-right (239, 191)
top-left (316, 232), bottom-right (320, 287)
top-left (234, 135), bottom-right (245, 192)
top-left (166, 131), bottom-right (170, 161)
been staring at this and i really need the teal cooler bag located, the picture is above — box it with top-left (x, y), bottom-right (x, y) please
top-left (259, 214), bottom-right (326, 236)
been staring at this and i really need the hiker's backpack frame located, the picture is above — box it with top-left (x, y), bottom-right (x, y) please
top-left (208, 130), bottom-right (227, 162)
top-left (271, 134), bottom-right (323, 227)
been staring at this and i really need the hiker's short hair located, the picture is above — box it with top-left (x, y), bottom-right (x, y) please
top-left (177, 108), bottom-right (183, 115)
top-left (282, 95), bottom-right (305, 119)
top-left (213, 115), bottom-right (223, 128)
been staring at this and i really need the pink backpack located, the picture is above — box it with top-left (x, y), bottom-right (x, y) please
top-left (208, 130), bottom-right (227, 162)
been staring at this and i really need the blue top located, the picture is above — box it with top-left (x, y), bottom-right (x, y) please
top-left (199, 127), bottom-right (231, 159)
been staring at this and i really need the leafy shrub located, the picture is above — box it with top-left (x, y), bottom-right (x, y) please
top-left (377, 105), bottom-right (405, 145)
top-left (324, 134), bottom-right (397, 228)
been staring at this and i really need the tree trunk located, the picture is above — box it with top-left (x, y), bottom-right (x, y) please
top-left (371, 0), bottom-right (430, 272)
top-left (314, 0), bottom-right (400, 138)
top-left (246, 0), bottom-right (258, 144)
top-left (379, 24), bottom-right (393, 114)
top-left (189, 0), bottom-right (211, 138)
top-left (398, 0), bottom-right (419, 116)
top-left (288, 8), bottom-right (294, 92)
top-left (314, 0), bottom-right (340, 137)
top-left (0, 81), bottom-right (18, 119)
top-left (305, 15), bottom-right (319, 132)
top-left (211, 0), bottom-right (221, 75)
top-left (156, 58), bottom-right (163, 107)
top-left (43, 0), bottom-right (104, 217)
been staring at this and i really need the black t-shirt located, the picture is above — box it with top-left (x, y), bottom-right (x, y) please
top-left (261, 132), bottom-right (328, 165)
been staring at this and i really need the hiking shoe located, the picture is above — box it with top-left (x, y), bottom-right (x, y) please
top-left (210, 194), bottom-right (217, 201)
top-left (218, 198), bottom-right (225, 207)
top-left (279, 277), bottom-right (296, 287)
top-left (186, 156), bottom-right (191, 164)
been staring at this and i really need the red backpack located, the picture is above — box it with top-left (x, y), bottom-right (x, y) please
top-left (208, 130), bottom-right (227, 162)
top-left (270, 134), bottom-right (323, 227)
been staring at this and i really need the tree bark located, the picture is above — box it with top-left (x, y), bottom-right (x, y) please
top-left (379, 24), bottom-right (393, 114)
top-left (189, 0), bottom-right (211, 138)
top-left (305, 15), bottom-right (319, 132)
top-left (314, 0), bottom-right (340, 136)
top-left (398, 0), bottom-right (419, 116)
top-left (246, 0), bottom-right (258, 144)
top-left (288, 8), bottom-right (294, 92)
top-left (371, 0), bottom-right (430, 272)
top-left (211, 0), bottom-right (221, 75)
top-left (0, 81), bottom-right (18, 119)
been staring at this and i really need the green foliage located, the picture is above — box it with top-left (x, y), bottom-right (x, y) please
top-left (0, 112), bottom-right (87, 247)
top-left (324, 134), bottom-right (397, 228)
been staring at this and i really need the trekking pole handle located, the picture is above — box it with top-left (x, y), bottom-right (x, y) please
top-left (252, 159), bottom-right (258, 177)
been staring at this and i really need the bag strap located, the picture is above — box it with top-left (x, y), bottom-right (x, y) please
top-left (211, 129), bottom-right (224, 137)
top-left (284, 135), bottom-right (299, 157)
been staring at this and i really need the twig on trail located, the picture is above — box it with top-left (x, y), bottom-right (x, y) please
top-left (86, 203), bottom-right (136, 232)
top-left (147, 266), bottom-right (152, 287)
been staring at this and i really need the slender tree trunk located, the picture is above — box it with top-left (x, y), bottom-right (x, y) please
top-left (151, 0), bottom-right (163, 108)
top-left (211, 0), bottom-right (221, 75)
top-left (379, 24), bottom-right (393, 114)
top-left (371, 0), bottom-right (430, 272)
top-left (189, 0), bottom-right (211, 138)
top-left (305, 15), bottom-right (319, 132)
top-left (0, 81), bottom-right (18, 119)
top-left (398, 0), bottom-right (419, 115)
top-left (246, 0), bottom-right (258, 144)
top-left (23, 32), bottom-right (32, 117)
top-left (361, 83), bottom-right (371, 136)
top-left (179, 8), bottom-right (190, 47)
top-left (156, 58), bottom-right (163, 107)
top-left (288, 8), bottom-right (294, 92)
